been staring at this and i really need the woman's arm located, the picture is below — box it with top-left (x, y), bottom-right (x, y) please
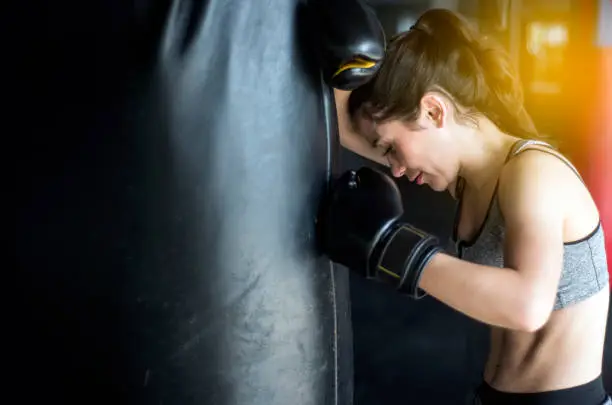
top-left (334, 89), bottom-right (389, 167)
top-left (419, 152), bottom-right (567, 332)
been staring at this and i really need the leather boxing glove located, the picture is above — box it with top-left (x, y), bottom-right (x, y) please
top-left (309, 0), bottom-right (386, 90)
top-left (320, 167), bottom-right (441, 299)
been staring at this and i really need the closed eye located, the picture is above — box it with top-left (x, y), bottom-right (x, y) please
top-left (371, 139), bottom-right (390, 156)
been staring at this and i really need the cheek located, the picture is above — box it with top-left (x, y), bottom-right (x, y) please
top-left (393, 137), bottom-right (419, 166)
top-left (434, 151), bottom-right (460, 183)
top-left (421, 131), bottom-right (458, 175)
top-left (410, 131), bottom-right (440, 163)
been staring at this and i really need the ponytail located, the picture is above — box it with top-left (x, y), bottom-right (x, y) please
top-left (467, 34), bottom-right (539, 138)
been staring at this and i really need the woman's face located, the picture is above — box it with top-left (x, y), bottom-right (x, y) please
top-left (356, 101), bottom-right (462, 192)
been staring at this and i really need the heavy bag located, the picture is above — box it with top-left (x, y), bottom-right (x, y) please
top-left (15, 0), bottom-right (352, 403)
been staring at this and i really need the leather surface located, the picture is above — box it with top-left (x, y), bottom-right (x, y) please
top-left (16, 1), bottom-right (352, 403)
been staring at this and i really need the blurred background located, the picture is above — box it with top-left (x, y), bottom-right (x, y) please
top-left (11, 1), bottom-right (609, 404)
top-left (342, 0), bottom-right (612, 404)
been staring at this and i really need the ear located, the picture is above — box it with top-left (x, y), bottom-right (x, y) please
top-left (420, 92), bottom-right (449, 129)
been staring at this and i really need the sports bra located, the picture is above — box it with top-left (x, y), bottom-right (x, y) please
top-left (451, 139), bottom-right (609, 310)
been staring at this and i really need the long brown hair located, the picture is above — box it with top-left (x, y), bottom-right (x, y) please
top-left (348, 8), bottom-right (539, 139)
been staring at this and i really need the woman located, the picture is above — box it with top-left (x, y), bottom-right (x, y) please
top-left (330, 8), bottom-right (610, 405)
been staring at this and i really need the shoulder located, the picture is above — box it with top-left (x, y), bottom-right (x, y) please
top-left (499, 147), bottom-right (573, 191)
top-left (497, 145), bottom-right (602, 246)
top-left (497, 148), bottom-right (571, 224)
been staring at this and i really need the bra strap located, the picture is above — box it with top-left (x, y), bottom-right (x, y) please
top-left (506, 139), bottom-right (585, 184)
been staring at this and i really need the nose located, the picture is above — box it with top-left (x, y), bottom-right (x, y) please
top-left (387, 157), bottom-right (406, 178)
top-left (391, 166), bottom-right (406, 178)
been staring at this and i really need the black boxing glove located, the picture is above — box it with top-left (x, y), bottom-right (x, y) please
top-left (319, 167), bottom-right (441, 299)
top-left (308, 0), bottom-right (386, 90)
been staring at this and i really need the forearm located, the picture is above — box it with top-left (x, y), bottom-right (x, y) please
top-left (419, 253), bottom-right (547, 331)
top-left (333, 89), bottom-right (389, 167)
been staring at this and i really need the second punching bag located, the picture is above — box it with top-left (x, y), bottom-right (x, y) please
top-left (15, 0), bottom-right (376, 403)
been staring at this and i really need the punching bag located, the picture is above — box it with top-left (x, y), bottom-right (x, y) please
top-left (16, 0), bottom-right (353, 403)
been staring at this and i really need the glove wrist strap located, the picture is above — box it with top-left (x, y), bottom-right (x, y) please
top-left (374, 223), bottom-right (441, 299)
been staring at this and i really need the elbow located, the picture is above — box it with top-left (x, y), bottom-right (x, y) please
top-left (512, 292), bottom-right (553, 332)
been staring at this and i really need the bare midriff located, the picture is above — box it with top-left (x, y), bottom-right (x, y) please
top-left (484, 288), bottom-right (609, 392)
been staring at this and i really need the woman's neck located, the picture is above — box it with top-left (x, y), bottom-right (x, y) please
top-left (458, 123), bottom-right (520, 192)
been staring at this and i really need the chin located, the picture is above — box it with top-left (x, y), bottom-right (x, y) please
top-left (429, 183), bottom-right (447, 192)
top-left (425, 177), bottom-right (448, 192)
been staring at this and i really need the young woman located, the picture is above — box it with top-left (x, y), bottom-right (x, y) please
top-left (327, 8), bottom-right (610, 405)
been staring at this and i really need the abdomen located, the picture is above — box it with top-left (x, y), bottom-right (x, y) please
top-left (485, 288), bottom-right (609, 392)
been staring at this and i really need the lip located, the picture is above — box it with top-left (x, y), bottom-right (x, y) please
top-left (416, 173), bottom-right (424, 185)
top-left (408, 171), bottom-right (422, 182)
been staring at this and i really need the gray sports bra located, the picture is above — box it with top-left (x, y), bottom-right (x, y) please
top-left (451, 139), bottom-right (609, 310)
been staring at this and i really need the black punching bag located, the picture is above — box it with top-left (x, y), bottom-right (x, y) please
top-left (16, 0), bottom-right (352, 403)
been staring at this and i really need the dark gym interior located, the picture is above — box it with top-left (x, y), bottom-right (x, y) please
top-left (14, 0), bottom-right (611, 404)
